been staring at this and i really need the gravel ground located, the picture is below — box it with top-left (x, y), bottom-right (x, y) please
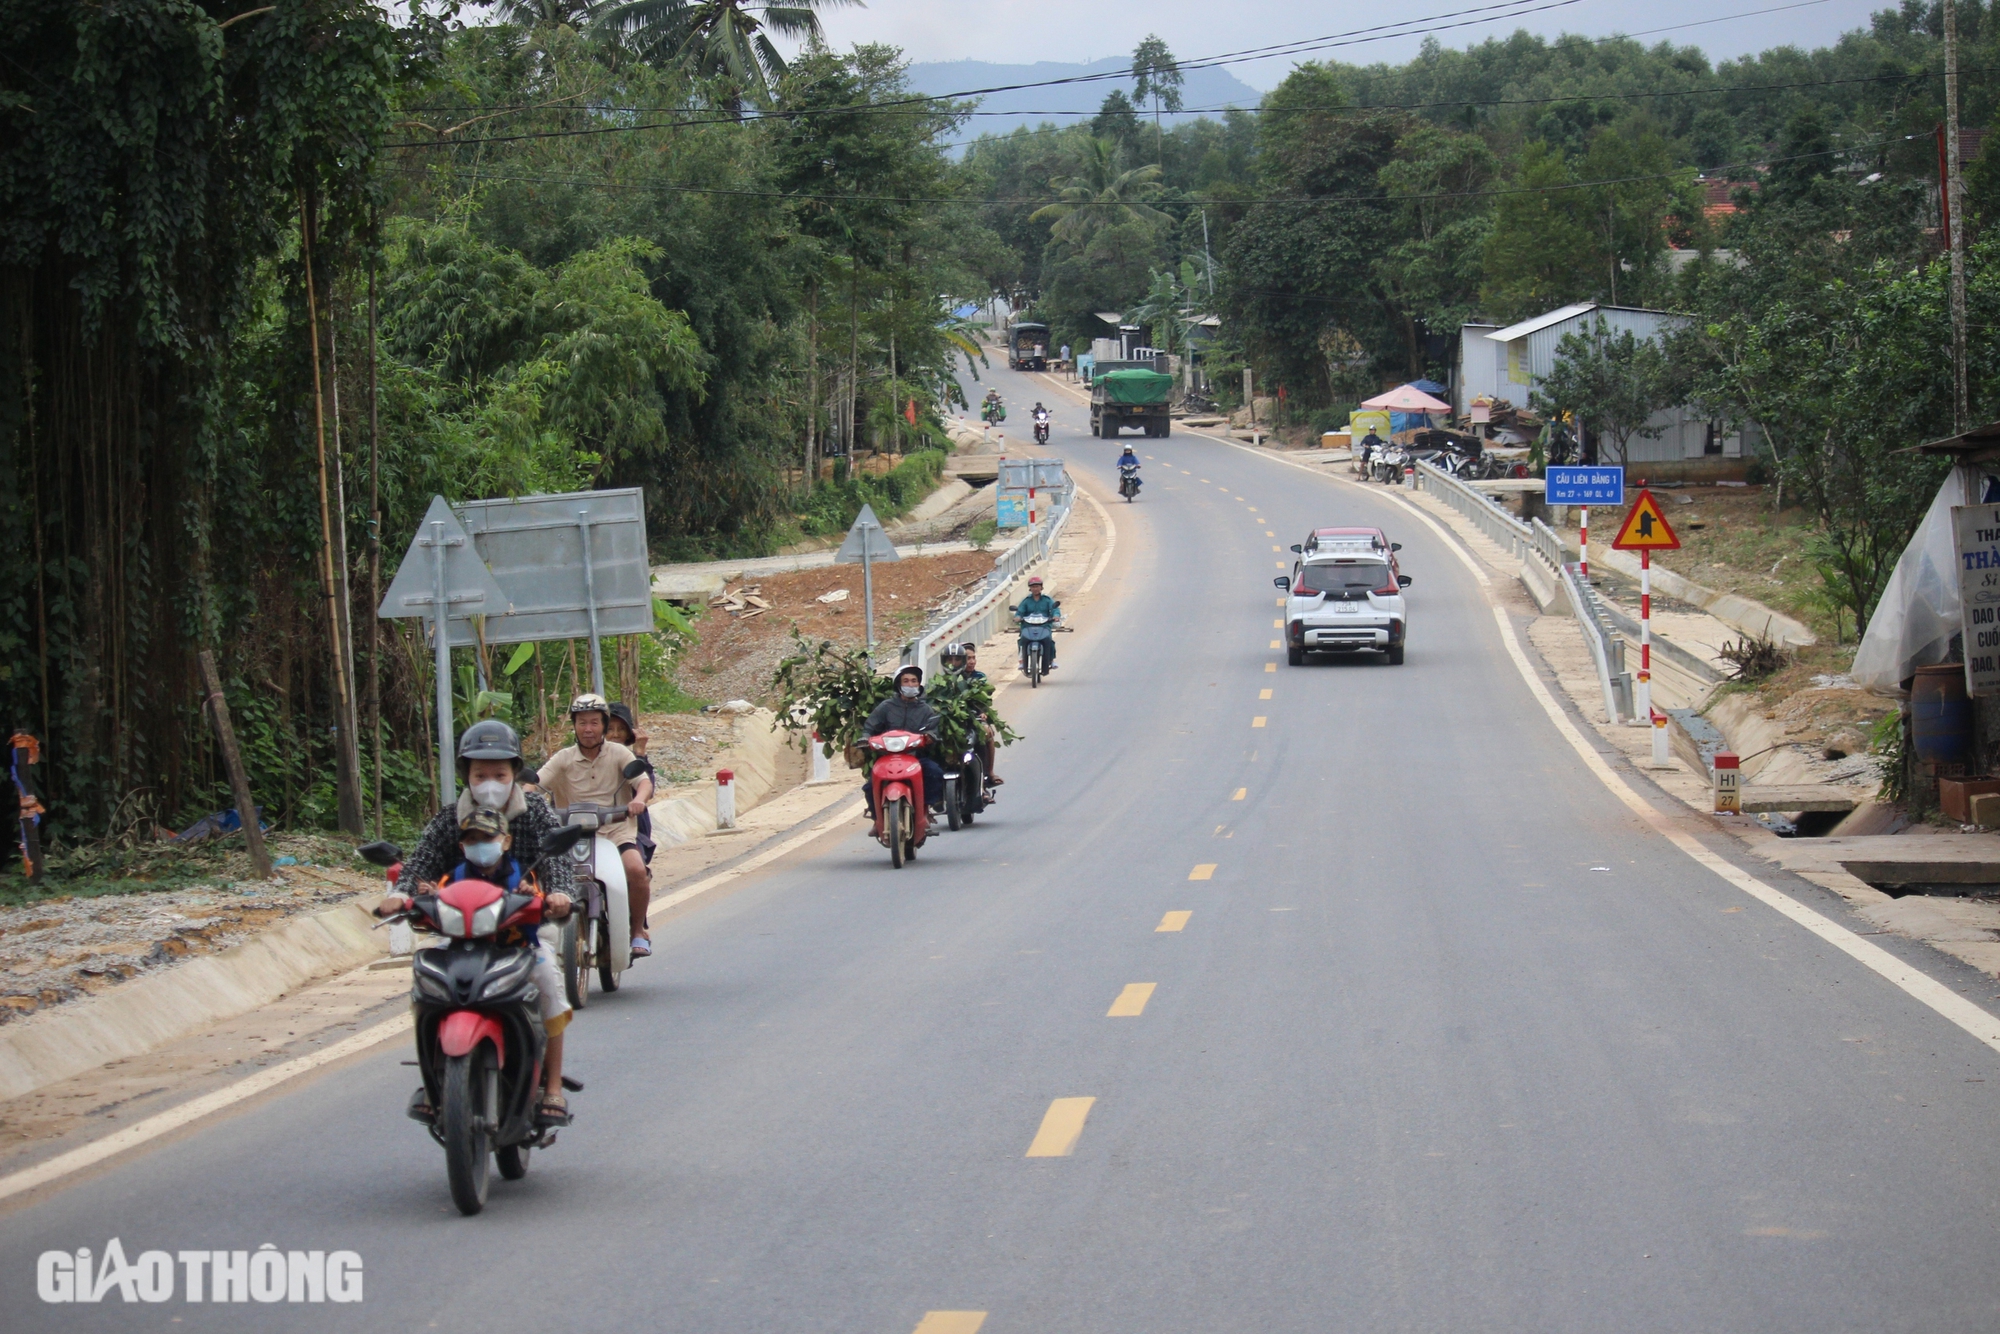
top-left (0, 833), bottom-right (380, 1024)
top-left (673, 551), bottom-right (1001, 707)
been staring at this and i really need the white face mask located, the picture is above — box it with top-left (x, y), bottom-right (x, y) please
top-left (470, 779), bottom-right (512, 810)
top-left (463, 839), bottom-right (504, 868)
top-left (900, 684), bottom-right (920, 699)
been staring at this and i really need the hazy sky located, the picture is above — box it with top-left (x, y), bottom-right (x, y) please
top-left (815, 0), bottom-right (1890, 90)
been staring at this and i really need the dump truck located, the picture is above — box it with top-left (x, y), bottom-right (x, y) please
top-left (1090, 368), bottom-right (1174, 438)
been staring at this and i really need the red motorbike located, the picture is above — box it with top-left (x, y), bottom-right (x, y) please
top-left (360, 826), bottom-right (588, 1216)
top-left (867, 730), bottom-right (932, 868)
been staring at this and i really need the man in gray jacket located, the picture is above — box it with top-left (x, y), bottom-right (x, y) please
top-left (861, 665), bottom-right (945, 816)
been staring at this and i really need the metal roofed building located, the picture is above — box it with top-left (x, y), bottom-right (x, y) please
top-left (1484, 302), bottom-right (1748, 465)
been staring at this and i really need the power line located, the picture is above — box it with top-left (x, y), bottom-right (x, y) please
top-left (389, 136), bottom-right (1908, 207)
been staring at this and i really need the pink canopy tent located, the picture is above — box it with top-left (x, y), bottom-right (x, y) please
top-left (1360, 384), bottom-right (1452, 413)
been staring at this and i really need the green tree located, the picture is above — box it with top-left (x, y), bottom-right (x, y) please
top-left (1532, 319), bottom-right (1678, 463)
top-left (601, 0), bottom-right (859, 109)
top-left (1131, 34), bottom-right (1184, 163)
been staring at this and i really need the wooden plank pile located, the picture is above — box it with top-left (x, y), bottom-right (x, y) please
top-left (709, 584), bottom-right (773, 619)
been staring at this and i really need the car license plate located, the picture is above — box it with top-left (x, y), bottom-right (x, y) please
top-left (1331, 603), bottom-right (1362, 614)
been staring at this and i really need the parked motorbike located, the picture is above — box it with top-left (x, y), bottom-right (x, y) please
top-left (867, 730), bottom-right (933, 867)
top-left (522, 757), bottom-right (648, 1008)
top-left (1017, 611), bottom-right (1056, 686)
top-left (1033, 411), bottom-right (1051, 445)
top-left (360, 827), bottom-right (591, 1216)
top-left (1118, 463), bottom-right (1141, 501)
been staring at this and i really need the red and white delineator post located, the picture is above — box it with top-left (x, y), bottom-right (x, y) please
top-left (1640, 549), bottom-right (1670, 766)
top-left (715, 769), bottom-right (736, 829)
top-left (1579, 506), bottom-right (1589, 580)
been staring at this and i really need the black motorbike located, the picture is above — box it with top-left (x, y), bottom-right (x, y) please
top-left (361, 826), bottom-right (590, 1216)
top-left (942, 738), bottom-right (992, 830)
top-left (1118, 463), bottom-right (1141, 501)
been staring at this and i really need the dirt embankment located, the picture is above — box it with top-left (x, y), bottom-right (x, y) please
top-left (0, 834), bottom-right (380, 1023)
top-left (676, 552), bottom-right (998, 706)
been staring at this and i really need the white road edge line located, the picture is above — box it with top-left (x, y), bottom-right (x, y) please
top-left (0, 796), bottom-right (871, 1205)
top-left (1075, 481), bottom-right (1118, 597)
top-left (1199, 427), bottom-right (2000, 1060)
top-left (649, 797), bottom-right (866, 920)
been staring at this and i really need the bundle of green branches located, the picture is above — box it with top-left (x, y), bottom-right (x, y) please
top-left (925, 666), bottom-right (1021, 755)
top-left (771, 635), bottom-right (894, 756)
top-left (769, 633), bottom-right (1021, 758)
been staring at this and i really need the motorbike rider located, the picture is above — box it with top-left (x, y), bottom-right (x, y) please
top-left (1116, 445), bottom-right (1141, 490)
top-left (949, 643), bottom-right (1002, 787)
top-left (1032, 401), bottom-right (1050, 422)
top-left (862, 665), bottom-right (946, 817)
top-left (537, 693), bottom-right (656, 958)
top-left (1014, 575), bottom-right (1061, 673)
top-left (981, 388), bottom-right (1005, 422)
top-left (605, 702), bottom-right (657, 869)
top-left (384, 723), bottom-right (576, 1124)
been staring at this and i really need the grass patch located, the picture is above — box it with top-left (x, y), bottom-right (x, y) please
top-left (0, 830), bottom-right (370, 909)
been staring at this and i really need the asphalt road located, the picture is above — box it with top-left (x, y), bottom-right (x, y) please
top-left (10, 371), bottom-right (2000, 1332)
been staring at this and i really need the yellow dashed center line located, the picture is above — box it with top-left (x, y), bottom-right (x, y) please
top-left (1156, 910), bottom-right (1192, 932)
top-left (1265, 662), bottom-right (1277, 672)
top-left (914, 1313), bottom-right (988, 1334)
top-left (1269, 639), bottom-right (1280, 649)
top-left (1259, 688), bottom-right (1272, 699)
top-left (1252, 716), bottom-right (1267, 728)
top-left (1189, 863), bottom-right (1217, 880)
top-left (1026, 1097), bottom-right (1096, 1157)
top-left (1231, 787), bottom-right (1246, 801)
top-left (1107, 983), bottom-right (1157, 1017)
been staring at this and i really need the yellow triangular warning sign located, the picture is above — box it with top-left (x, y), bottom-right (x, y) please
top-left (1611, 489), bottom-right (1681, 551)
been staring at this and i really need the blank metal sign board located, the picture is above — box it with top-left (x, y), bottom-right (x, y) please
top-left (449, 488), bottom-right (653, 647)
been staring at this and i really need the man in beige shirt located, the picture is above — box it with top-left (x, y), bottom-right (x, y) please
top-left (537, 693), bottom-right (657, 956)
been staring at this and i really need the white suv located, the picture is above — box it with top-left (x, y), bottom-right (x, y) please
top-left (1274, 554), bottom-right (1412, 665)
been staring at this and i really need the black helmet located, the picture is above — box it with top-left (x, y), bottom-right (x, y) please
top-left (457, 719), bottom-right (523, 780)
top-left (606, 701), bottom-right (639, 741)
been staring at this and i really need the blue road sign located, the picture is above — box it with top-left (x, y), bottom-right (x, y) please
top-left (1545, 466), bottom-right (1625, 506)
top-left (996, 494), bottom-right (1029, 529)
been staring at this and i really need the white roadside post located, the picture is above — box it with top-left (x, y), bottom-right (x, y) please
top-left (810, 731), bottom-right (832, 784)
top-left (715, 769), bottom-right (736, 829)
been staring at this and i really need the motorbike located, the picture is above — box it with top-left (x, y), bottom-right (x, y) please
top-left (867, 730), bottom-right (933, 867)
top-left (1017, 610), bottom-right (1056, 686)
top-left (981, 399), bottom-right (1006, 425)
top-left (942, 734), bottom-right (992, 831)
top-left (1371, 445), bottom-right (1406, 485)
top-left (359, 826), bottom-right (592, 1216)
top-left (1118, 463), bottom-right (1141, 501)
top-left (1033, 412), bottom-right (1050, 445)
top-left (521, 758), bottom-right (648, 1008)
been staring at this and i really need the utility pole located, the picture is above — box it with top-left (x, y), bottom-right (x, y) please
top-left (1945, 0), bottom-right (1970, 431)
top-left (1201, 210), bottom-right (1215, 297)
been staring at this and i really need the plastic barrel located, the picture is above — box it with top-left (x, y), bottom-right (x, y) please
top-left (1911, 663), bottom-right (1973, 765)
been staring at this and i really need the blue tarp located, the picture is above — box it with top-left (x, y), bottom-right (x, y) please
top-left (951, 303), bottom-right (980, 320)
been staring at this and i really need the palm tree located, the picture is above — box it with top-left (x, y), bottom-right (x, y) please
top-left (600, 0), bottom-right (860, 108)
top-left (494, 0), bottom-right (600, 27)
top-left (1029, 138), bottom-right (1172, 247)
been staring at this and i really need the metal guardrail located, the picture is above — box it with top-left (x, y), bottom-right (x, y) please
top-left (900, 476), bottom-right (1075, 677)
top-left (1558, 559), bottom-right (1633, 723)
top-left (1411, 461), bottom-right (1638, 724)
top-left (1412, 460), bottom-right (1534, 562)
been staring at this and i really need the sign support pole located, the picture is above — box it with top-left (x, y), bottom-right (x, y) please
top-left (1579, 506), bottom-right (1589, 580)
top-left (429, 521), bottom-right (457, 805)
top-left (862, 540), bottom-right (875, 657)
top-left (577, 510), bottom-right (606, 696)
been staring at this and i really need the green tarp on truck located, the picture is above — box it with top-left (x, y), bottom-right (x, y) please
top-left (1089, 369), bottom-right (1174, 438)
top-left (1094, 369), bottom-right (1174, 404)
